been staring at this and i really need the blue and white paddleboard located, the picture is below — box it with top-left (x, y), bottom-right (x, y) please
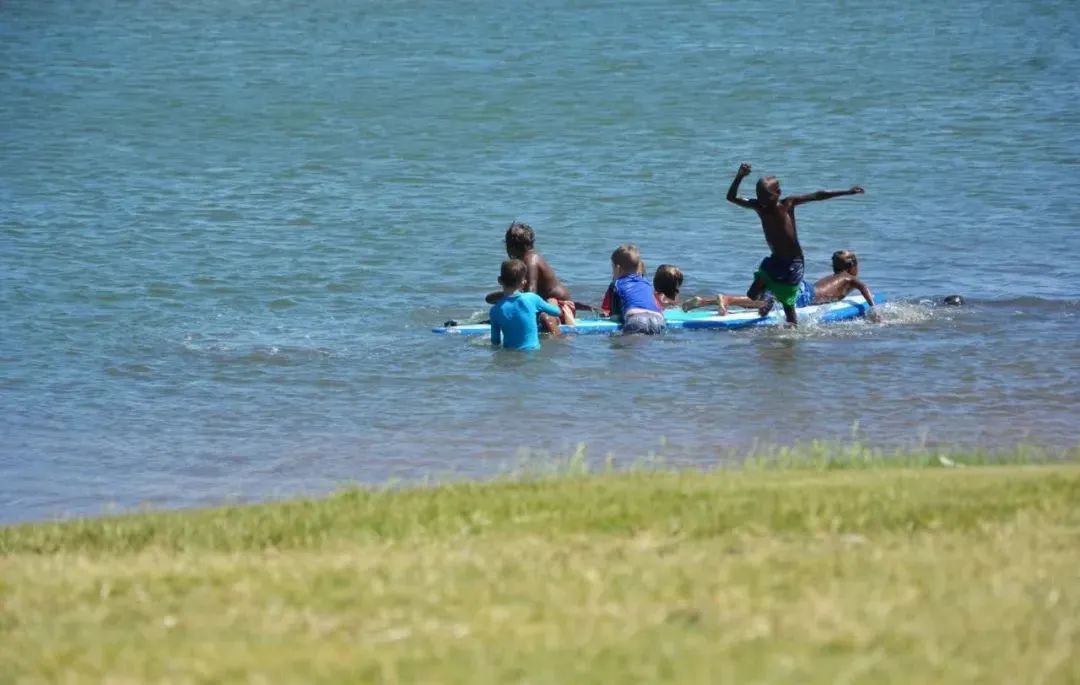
top-left (433, 294), bottom-right (883, 335)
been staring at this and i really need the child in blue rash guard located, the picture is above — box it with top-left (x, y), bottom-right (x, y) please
top-left (490, 259), bottom-right (562, 351)
top-left (602, 245), bottom-right (666, 335)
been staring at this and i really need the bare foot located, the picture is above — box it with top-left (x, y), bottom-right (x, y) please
top-left (717, 294), bottom-right (729, 316)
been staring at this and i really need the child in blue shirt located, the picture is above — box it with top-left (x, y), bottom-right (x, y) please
top-left (600, 245), bottom-right (666, 335)
top-left (490, 259), bottom-right (562, 351)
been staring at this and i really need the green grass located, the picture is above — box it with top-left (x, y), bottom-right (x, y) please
top-left (2, 458), bottom-right (1079, 683)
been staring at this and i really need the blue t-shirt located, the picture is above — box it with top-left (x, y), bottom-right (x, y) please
top-left (489, 292), bottom-right (561, 351)
top-left (608, 273), bottom-right (661, 319)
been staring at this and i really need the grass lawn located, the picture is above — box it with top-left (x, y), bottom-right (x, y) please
top-left (2, 459), bottom-right (1078, 683)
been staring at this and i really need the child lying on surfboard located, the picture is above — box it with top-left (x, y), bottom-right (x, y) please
top-left (485, 221), bottom-right (576, 333)
top-left (681, 250), bottom-right (877, 316)
top-left (598, 245), bottom-right (666, 334)
top-left (813, 250), bottom-right (876, 307)
top-left (652, 264), bottom-right (684, 308)
top-left (599, 255), bottom-right (666, 314)
top-left (489, 259), bottom-right (562, 351)
top-left (726, 162), bottom-right (865, 326)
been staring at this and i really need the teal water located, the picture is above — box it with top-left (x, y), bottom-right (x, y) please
top-left (2, 0), bottom-right (1078, 522)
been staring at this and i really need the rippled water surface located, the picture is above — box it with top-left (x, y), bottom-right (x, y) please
top-left (2, 0), bottom-right (1078, 522)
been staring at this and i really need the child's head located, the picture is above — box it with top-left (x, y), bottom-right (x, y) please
top-left (653, 264), bottom-right (684, 300)
top-left (755, 176), bottom-right (781, 204)
top-left (504, 222), bottom-right (535, 259)
top-left (831, 250), bottom-right (859, 275)
top-left (498, 258), bottom-right (528, 290)
top-left (610, 244), bottom-right (642, 277)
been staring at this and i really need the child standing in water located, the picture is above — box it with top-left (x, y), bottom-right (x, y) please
top-left (486, 222), bottom-right (576, 331)
top-left (726, 162), bottom-right (864, 325)
top-left (600, 245), bottom-right (666, 334)
top-left (489, 259), bottom-right (563, 351)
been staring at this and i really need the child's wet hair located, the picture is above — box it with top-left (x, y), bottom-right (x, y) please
top-left (499, 258), bottom-right (528, 286)
top-left (611, 244), bottom-right (641, 273)
top-left (756, 176), bottom-right (779, 197)
top-left (505, 222), bottom-right (535, 255)
top-left (831, 250), bottom-right (858, 273)
top-left (653, 264), bottom-right (683, 299)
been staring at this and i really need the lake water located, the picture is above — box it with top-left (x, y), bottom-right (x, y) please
top-left (2, 0), bottom-right (1078, 522)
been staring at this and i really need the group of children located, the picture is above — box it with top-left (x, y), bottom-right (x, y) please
top-left (488, 163), bottom-right (876, 351)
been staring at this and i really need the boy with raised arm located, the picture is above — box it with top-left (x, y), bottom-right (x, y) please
top-left (726, 162), bottom-right (864, 326)
top-left (485, 222), bottom-right (576, 331)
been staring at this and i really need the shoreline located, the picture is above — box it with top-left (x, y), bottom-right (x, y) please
top-left (3, 457), bottom-right (1078, 682)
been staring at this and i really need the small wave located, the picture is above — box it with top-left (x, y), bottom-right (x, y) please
top-left (966, 296), bottom-right (1080, 314)
top-left (873, 301), bottom-right (938, 326)
top-left (105, 363), bottom-right (154, 378)
top-left (725, 300), bottom-right (939, 339)
top-left (180, 337), bottom-right (337, 366)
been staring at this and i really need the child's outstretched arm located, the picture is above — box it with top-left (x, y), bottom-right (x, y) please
top-left (850, 277), bottom-right (875, 307)
top-left (726, 163), bottom-right (757, 209)
top-left (536, 297), bottom-right (561, 317)
top-left (787, 186), bottom-right (864, 206)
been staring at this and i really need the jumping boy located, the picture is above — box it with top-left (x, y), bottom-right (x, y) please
top-left (489, 259), bottom-right (563, 351)
top-left (485, 222), bottom-right (576, 331)
top-left (726, 162), bottom-right (864, 325)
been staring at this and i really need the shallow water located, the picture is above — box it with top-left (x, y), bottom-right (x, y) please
top-left (2, 0), bottom-right (1078, 522)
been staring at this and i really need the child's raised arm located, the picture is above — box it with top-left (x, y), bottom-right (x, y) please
top-left (786, 186), bottom-right (864, 207)
top-left (726, 163), bottom-right (757, 209)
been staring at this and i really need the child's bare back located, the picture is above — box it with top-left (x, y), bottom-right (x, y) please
top-left (813, 272), bottom-right (862, 302)
top-left (813, 250), bottom-right (875, 305)
top-left (521, 249), bottom-right (571, 302)
top-left (727, 162), bottom-right (864, 258)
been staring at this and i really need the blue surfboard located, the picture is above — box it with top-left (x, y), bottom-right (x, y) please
top-left (433, 294), bottom-right (883, 335)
